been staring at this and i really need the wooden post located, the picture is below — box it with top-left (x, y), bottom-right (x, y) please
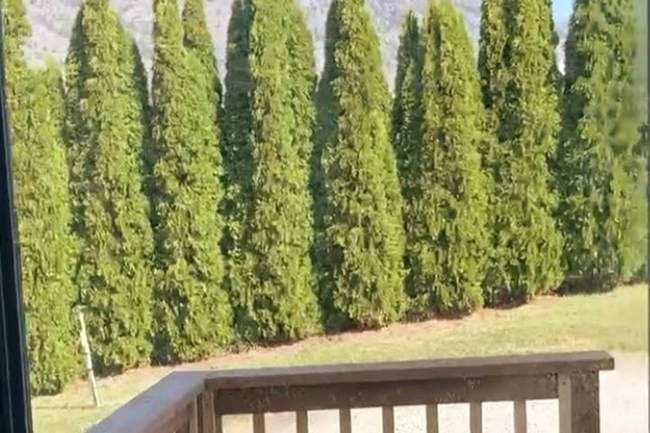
top-left (76, 307), bottom-right (101, 407)
top-left (559, 372), bottom-right (600, 433)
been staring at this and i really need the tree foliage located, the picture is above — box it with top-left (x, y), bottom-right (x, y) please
top-left (222, 0), bottom-right (253, 262)
top-left (317, 0), bottom-right (406, 328)
top-left (182, 0), bottom-right (223, 109)
top-left (558, 0), bottom-right (646, 290)
top-left (150, 0), bottom-right (233, 363)
top-left (224, 0), bottom-right (320, 342)
top-left (612, 0), bottom-right (647, 282)
top-left (4, 0), bottom-right (80, 394)
top-left (65, 0), bottom-right (154, 372)
top-left (478, 0), bottom-right (563, 302)
top-left (404, 0), bottom-right (490, 315)
top-left (392, 12), bottom-right (424, 215)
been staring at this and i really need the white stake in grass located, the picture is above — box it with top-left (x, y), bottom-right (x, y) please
top-left (76, 306), bottom-right (101, 407)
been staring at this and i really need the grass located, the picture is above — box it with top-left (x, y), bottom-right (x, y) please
top-left (33, 284), bottom-right (647, 433)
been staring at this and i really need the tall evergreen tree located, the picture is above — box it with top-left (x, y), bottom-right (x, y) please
top-left (150, 0), bottom-right (233, 362)
top-left (317, 0), bottom-right (406, 328)
top-left (224, 0), bottom-right (320, 342)
top-left (405, 0), bottom-right (489, 315)
top-left (222, 0), bottom-right (253, 262)
top-left (310, 0), bottom-right (338, 321)
top-left (392, 12), bottom-right (424, 212)
top-left (65, 0), bottom-right (154, 372)
top-left (558, 0), bottom-right (646, 290)
top-left (182, 0), bottom-right (223, 109)
top-left (4, 0), bottom-right (79, 394)
top-left (478, 0), bottom-right (563, 302)
top-left (614, 0), bottom-right (647, 282)
top-left (391, 12), bottom-right (423, 312)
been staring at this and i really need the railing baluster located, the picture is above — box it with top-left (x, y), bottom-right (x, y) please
top-left (339, 408), bottom-right (352, 433)
top-left (189, 399), bottom-right (199, 433)
top-left (382, 406), bottom-right (394, 433)
top-left (514, 400), bottom-right (527, 433)
top-left (253, 413), bottom-right (266, 433)
top-left (559, 373), bottom-right (573, 433)
top-left (296, 410), bottom-right (309, 433)
top-left (470, 402), bottom-right (482, 433)
top-left (214, 415), bottom-right (223, 433)
top-left (200, 392), bottom-right (215, 433)
top-left (426, 404), bottom-right (439, 433)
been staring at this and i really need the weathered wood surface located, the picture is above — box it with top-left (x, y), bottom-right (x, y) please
top-left (88, 352), bottom-right (613, 433)
top-left (188, 399), bottom-right (199, 433)
top-left (339, 408), bottom-right (352, 433)
top-left (470, 402), bottom-right (482, 433)
top-left (382, 406), bottom-right (394, 433)
top-left (88, 372), bottom-right (205, 433)
top-left (514, 400), bottom-right (527, 433)
top-left (426, 404), bottom-right (439, 433)
top-left (296, 410), bottom-right (309, 433)
top-left (212, 375), bottom-right (557, 414)
top-left (253, 413), bottom-right (265, 433)
top-left (205, 351), bottom-right (613, 390)
top-left (559, 372), bottom-right (601, 433)
top-left (199, 392), bottom-right (215, 433)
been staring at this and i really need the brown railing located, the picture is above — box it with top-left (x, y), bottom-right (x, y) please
top-left (88, 351), bottom-right (614, 433)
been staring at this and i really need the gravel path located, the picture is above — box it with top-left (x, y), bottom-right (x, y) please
top-left (223, 352), bottom-right (648, 433)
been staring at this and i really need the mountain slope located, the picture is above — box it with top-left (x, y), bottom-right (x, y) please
top-left (23, 0), bottom-right (565, 89)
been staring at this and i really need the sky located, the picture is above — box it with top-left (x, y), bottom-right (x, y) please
top-left (553, 0), bottom-right (574, 26)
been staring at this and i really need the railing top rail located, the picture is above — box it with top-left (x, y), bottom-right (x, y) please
top-left (205, 351), bottom-right (614, 390)
top-left (88, 371), bottom-right (205, 433)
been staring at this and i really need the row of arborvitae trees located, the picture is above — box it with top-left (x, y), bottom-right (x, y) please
top-left (3, 0), bottom-right (646, 395)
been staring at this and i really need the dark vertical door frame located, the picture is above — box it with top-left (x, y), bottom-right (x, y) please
top-left (0, 8), bottom-right (33, 433)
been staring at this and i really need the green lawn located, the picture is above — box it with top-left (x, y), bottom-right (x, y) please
top-left (33, 284), bottom-right (647, 433)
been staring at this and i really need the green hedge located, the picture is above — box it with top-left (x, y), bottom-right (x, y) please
top-left (224, 0), bottom-right (321, 342)
top-left (5, 0), bottom-right (80, 394)
top-left (478, 0), bottom-right (564, 303)
top-left (316, 0), bottom-right (407, 329)
top-left (403, 0), bottom-right (490, 315)
top-left (64, 0), bottom-right (155, 373)
top-left (149, 0), bottom-right (233, 363)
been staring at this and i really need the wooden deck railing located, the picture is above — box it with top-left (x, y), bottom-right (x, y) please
top-left (88, 351), bottom-right (614, 433)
